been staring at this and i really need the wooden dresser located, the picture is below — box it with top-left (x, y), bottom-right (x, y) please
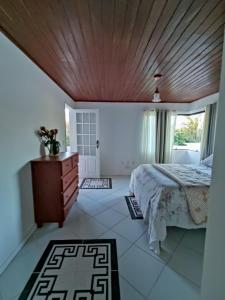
top-left (31, 152), bottom-right (79, 228)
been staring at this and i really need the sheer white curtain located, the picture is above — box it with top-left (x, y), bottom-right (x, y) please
top-left (141, 110), bottom-right (156, 163)
top-left (141, 110), bottom-right (176, 164)
top-left (165, 111), bottom-right (176, 163)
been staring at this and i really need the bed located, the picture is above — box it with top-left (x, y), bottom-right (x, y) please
top-left (129, 159), bottom-right (212, 254)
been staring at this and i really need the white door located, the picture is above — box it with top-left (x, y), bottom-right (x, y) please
top-left (70, 109), bottom-right (100, 178)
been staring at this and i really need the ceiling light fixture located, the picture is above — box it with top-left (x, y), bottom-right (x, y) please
top-left (152, 87), bottom-right (161, 103)
top-left (152, 73), bottom-right (162, 102)
top-left (154, 74), bottom-right (162, 81)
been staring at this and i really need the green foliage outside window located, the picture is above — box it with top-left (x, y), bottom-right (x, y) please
top-left (174, 117), bottom-right (202, 146)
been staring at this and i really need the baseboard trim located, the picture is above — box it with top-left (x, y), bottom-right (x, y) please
top-left (0, 223), bottom-right (37, 275)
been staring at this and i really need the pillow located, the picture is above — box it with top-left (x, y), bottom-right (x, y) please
top-left (201, 154), bottom-right (214, 168)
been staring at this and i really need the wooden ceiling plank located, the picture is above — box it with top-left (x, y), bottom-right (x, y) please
top-left (120, 0), bottom-right (167, 96)
top-left (160, 32), bottom-right (223, 86)
top-left (29, 0), bottom-right (81, 90)
top-left (160, 7), bottom-right (225, 77)
top-left (124, 0), bottom-right (181, 98)
top-left (115, 0), bottom-right (154, 76)
top-left (74, 0), bottom-right (105, 99)
top-left (172, 81), bottom-right (220, 101)
top-left (44, 0), bottom-right (88, 96)
top-left (0, 1), bottom-right (76, 90)
top-left (57, 0), bottom-right (97, 97)
top-left (139, 0), bottom-right (224, 95)
top-left (166, 51), bottom-right (222, 90)
top-left (1, 0), bottom-right (225, 103)
top-left (168, 61), bottom-right (221, 92)
top-left (86, 0), bottom-right (105, 100)
top-left (168, 69), bottom-right (221, 94)
top-left (141, 0), bottom-right (213, 74)
top-left (61, 0), bottom-right (99, 99)
top-left (140, 48), bottom-right (222, 97)
top-left (69, 0), bottom-right (102, 99)
top-left (108, 0), bottom-right (131, 100)
top-left (113, 0), bottom-right (141, 100)
top-left (126, 0), bottom-right (197, 97)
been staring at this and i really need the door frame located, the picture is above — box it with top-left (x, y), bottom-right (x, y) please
top-left (69, 108), bottom-right (100, 178)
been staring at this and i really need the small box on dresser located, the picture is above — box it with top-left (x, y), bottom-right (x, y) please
top-left (31, 152), bottom-right (79, 228)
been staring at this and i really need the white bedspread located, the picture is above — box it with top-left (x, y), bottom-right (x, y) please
top-left (129, 164), bottom-right (211, 254)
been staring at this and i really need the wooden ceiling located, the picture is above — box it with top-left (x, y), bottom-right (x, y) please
top-left (0, 0), bottom-right (225, 103)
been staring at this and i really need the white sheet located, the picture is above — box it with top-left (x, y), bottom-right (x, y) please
top-left (129, 164), bottom-right (211, 254)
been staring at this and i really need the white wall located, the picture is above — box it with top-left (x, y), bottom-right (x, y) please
top-left (75, 95), bottom-right (217, 175)
top-left (201, 31), bottom-right (225, 300)
top-left (172, 150), bottom-right (200, 164)
top-left (0, 33), bottom-right (75, 273)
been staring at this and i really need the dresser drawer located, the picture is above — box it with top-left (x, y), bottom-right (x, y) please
top-left (63, 178), bottom-right (78, 206)
top-left (64, 188), bottom-right (79, 218)
top-left (62, 158), bottom-right (72, 175)
top-left (62, 168), bottom-right (77, 191)
top-left (72, 154), bottom-right (79, 168)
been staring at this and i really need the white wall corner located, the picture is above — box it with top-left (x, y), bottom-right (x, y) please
top-left (201, 30), bottom-right (225, 300)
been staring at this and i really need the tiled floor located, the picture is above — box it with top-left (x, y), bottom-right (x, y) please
top-left (0, 176), bottom-right (205, 300)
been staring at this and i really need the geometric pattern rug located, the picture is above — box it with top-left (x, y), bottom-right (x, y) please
top-left (19, 239), bottom-right (120, 300)
top-left (80, 178), bottom-right (112, 189)
top-left (125, 196), bottom-right (144, 220)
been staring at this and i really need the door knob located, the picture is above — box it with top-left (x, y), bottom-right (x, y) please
top-left (96, 140), bottom-right (100, 149)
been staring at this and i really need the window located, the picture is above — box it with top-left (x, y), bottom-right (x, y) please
top-left (173, 112), bottom-right (205, 152)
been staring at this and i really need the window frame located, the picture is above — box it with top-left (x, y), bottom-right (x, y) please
top-left (172, 110), bottom-right (205, 152)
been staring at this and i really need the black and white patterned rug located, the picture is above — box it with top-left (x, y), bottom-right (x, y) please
top-left (125, 196), bottom-right (144, 219)
top-left (19, 239), bottom-right (120, 299)
top-left (80, 178), bottom-right (112, 189)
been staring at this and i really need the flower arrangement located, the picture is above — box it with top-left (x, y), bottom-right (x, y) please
top-left (38, 126), bottom-right (61, 156)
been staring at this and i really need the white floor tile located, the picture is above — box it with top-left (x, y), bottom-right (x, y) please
top-left (0, 245), bottom-right (42, 300)
top-left (135, 231), bottom-right (178, 264)
top-left (112, 217), bottom-right (147, 243)
top-left (119, 276), bottom-right (145, 300)
top-left (99, 229), bottom-right (132, 257)
top-left (166, 226), bottom-right (186, 243)
top-left (119, 244), bottom-right (164, 297)
top-left (148, 266), bottom-right (201, 300)
top-left (168, 245), bottom-right (204, 287)
top-left (180, 229), bottom-right (206, 254)
top-left (94, 208), bottom-right (126, 228)
top-left (0, 176), bottom-right (205, 300)
top-left (79, 187), bottom-right (117, 200)
top-left (76, 197), bottom-right (109, 217)
top-left (68, 217), bottom-right (108, 239)
top-left (96, 194), bottom-right (124, 208)
top-left (111, 200), bottom-right (131, 217)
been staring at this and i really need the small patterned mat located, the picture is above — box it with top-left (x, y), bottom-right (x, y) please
top-left (19, 239), bottom-right (120, 300)
top-left (125, 196), bottom-right (143, 219)
top-left (80, 178), bottom-right (112, 189)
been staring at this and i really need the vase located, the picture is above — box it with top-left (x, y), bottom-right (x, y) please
top-left (48, 140), bottom-right (60, 156)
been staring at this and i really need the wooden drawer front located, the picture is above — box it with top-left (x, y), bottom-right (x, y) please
top-left (62, 168), bottom-right (77, 191)
top-left (72, 154), bottom-right (79, 168)
top-left (64, 188), bottom-right (79, 218)
top-left (62, 158), bottom-right (72, 175)
top-left (63, 178), bottom-right (78, 206)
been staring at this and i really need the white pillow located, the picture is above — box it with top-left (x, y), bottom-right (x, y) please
top-left (201, 154), bottom-right (214, 168)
